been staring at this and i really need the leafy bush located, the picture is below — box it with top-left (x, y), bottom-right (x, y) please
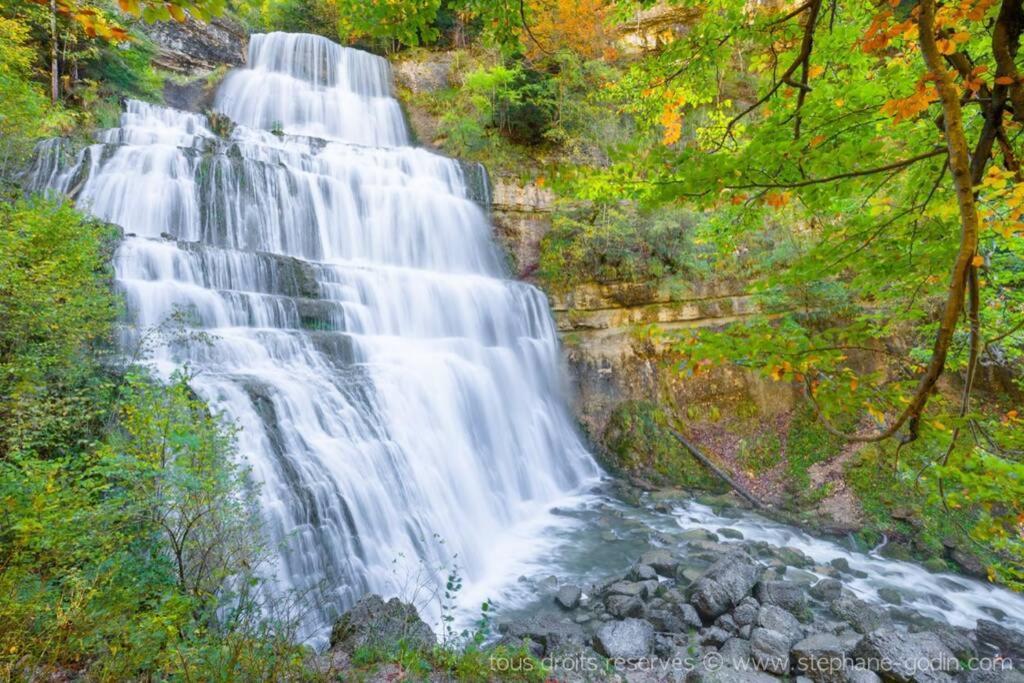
top-left (539, 204), bottom-right (705, 288)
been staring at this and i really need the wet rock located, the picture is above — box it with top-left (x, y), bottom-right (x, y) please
top-left (776, 547), bottom-right (814, 568)
top-left (640, 548), bottom-right (680, 577)
top-left (606, 594), bottom-right (645, 619)
top-left (690, 552), bottom-right (763, 619)
top-left (750, 628), bottom-right (792, 675)
top-left (961, 668), bottom-right (1024, 683)
top-left (829, 558), bottom-right (851, 573)
top-left (877, 587), bottom-right (903, 605)
top-left (607, 580), bottom-right (651, 599)
top-left (852, 628), bottom-right (960, 683)
top-left (329, 594), bottom-right (435, 653)
top-left (594, 618), bottom-right (655, 660)
top-left (756, 581), bottom-right (808, 614)
top-left (756, 605), bottom-right (803, 645)
top-left (809, 579), bottom-right (843, 603)
top-left (792, 633), bottom-right (846, 683)
top-left (909, 623), bottom-right (976, 660)
top-left (718, 528), bottom-right (745, 540)
top-left (630, 563), bottom-right (659, 581)
top-left (681, 528), bottom-right (719, 542)
top-left (977, 619), bottom-right (1024, 666)
top-left (830, 595), bottom-right (888, 634)
top-left (784, 568), bottom-right (820, 585)
top-left (556, 584), bottom-right (583, 610)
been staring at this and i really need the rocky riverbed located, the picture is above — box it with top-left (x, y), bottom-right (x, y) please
top-left (323, 488), bottom-right (1024, 682)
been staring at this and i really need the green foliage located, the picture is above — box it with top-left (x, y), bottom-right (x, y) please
top-left (539, 203), bottom-right (704, 289)
top-left (337, 0), bottom-right (443, 51)
top-left (0, 197), bottom-right (121, 461)
top-left (0, 196), bottom-right (309, 679)
top-left (602, 400), bottom-right (727, 492)
top-left (0, 17), bottom-right (73, 186)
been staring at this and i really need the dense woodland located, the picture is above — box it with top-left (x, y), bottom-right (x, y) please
top-left (1, 0), bottom-right (1023, 679)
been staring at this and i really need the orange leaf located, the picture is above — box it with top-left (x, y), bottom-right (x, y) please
top-left (995, 75), bottom-right (1016, 85)
top-left (971, 254), bottom-right (984, 266)
top-left (167, 3), bottom-right (185, 21)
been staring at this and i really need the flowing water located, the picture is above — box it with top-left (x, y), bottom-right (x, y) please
top-left (31, 31), bottom-right (600, 648)
top-left (29, 30), bottom-right (1024, 649)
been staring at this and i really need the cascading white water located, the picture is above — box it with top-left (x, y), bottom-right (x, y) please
top-left (31, 31), bottom-right (600, 647)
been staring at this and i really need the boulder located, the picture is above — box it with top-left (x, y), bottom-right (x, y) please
top-left (641, 548), bottom-right (681, 577)
top-left (830, 595), bottom-right (888, 634)
top-left (503, 615), bottom-right (586, 655)
top-left (792, 633), bottom-right (847, 683)
top-left (852, 628), bottom-right (960, 683)
top-left (594, 618), bottom-right (655, 660)
top-left (756, 580), bottom-right (808, 614)
top-left (329, 594), bottom-right (435, 654)
top-left (750, 627), bottom-right (792, 675)
top-left (630, 564), bottom-right (659, 581)
top-left (756, 605), bottom-right (803, 645)
top-left (555, 584), bottom-right (583, 610)
top-left (700, 626), bottom-right (733, 647)
top-left (690, 552), bottom-right (762, 618)
top-left (733, 598), bottom-right (760, 626)
top-left (686, 663), bottom-right (779, 683)
top-left (606, 594), bottom-right (645, 618)
top-left (977, 619), bottom-right (1024, 666)
top-left (719, 637), bottom-right (753, 667)
top-left (809, 579), bottom-right (843, 603)
top-left (647, 602), bottom-right (702, 633)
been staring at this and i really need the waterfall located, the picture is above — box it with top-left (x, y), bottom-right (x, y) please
top-left (31, 31), bottom-right (601, 647)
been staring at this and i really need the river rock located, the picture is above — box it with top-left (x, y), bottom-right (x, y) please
top-left (503, 615), bottom-right (586, 655)
top-left (852, 628), bottom-right (960, 682)
top-left (606, 594), bottom-right (645, 618)
top-left (630, 563), bottom-right (659, 581)
top-left (640, 548), bottom-right (680, 577)
top-left (720, 637), bottom-right (753, 667)
top-left (877, 587), bottom-right (903, 605)
top-left (976, 620), bottom-right (1024, 665)
top-left (686, 663), bottom-right (780, 683)
top-left (733, 597), bottom-right (760, 626)
top-left (556, 584), bottom-right (583, 610)
top-left (750, 627), bottom-right (792, 675)
top-left (830, 595), bottom-right (888, 634)
top-left (809, 579), bottom-right (843, 603)
top-left (691, 552), bottom-right (762, 618)
top-left (756, 605), bottom-right (803, 644)
top-left (648, 602), bottom-right (703, 633)
top-left (329, 594), bottom-right (435, 653)
top-left (594, 618), bottom-right (654, 660)
top-left (718, 527), bottom-right (745, 540)
top-left (791, 633), bottom-right (846, 683)
top-left (700, 626), bottom-right (733, 646)
top-left (756, 580), bottom-right (808, 614)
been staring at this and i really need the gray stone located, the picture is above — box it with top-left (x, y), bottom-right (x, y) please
top-left (648, 602), bottom-right (702, 633)
top-left (700, 626), bottom-right (733, 646)
top-left (681, 528), bottom-right (719, 542)
top-left (852, 628), bottom-right (960, 683)
top-left (641, 548), bottom-right (681, 577)
top-left (716, 613), bottom-right (739, 634)
top-left (977, 619), bottom-right (1024, 665)
top-left (720, 637), bottom-right (753, 667)
top-left (630, 563), bottom-right (659, 581)
top-left (877, 587), bottom-right (903, 605)
top-left (777, 547), bottom-right (814, 568)
top-left (809, 579), bottom-right (843, 603)
top-left (756, 605), bottom-right (803, 645)
top-left (756, 581), bottom-right (808, 614)
top-left (829, 558), bottom-right (851, 573)
top-left (594, 618), bottom-right (655, 660)
top-left (718, 527), bottom-right (745, 540)
top-left (739, 625), bottom-right (752, 639)
top-left (830, 596), bottom-right (888, 634)
top-left (846, 667), bottom-right (883, 683)
top-left (750, 628), bottom-right (792, 675)
top-left (607, 580), bottom-right (647, 597)
top-left (686, 664), bottom-right (779, 683)
top-left (733, 599), bottom-right (760, 627)
top-left (329, 594), bottom-right (435, 653)
top-left (792, 633), bottom-right (847, 683)
top-left (556, 584), bottom-right (583, 610)
top-left (503, 615), bottom-right (587, 655)
top-left (691, 552), bottom-right (763, 619)
top-left (606, 594), bottom-right (645, 618)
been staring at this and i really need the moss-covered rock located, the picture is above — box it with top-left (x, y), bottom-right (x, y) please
top-left (601, 400), bottom-right (727, 492)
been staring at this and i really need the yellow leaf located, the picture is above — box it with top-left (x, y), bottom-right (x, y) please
top-left (971, 254), bottom-right (984, 267)
top-left (167, 3), bottom-right (185, 21)
top-left (808, 65), bottom-right (825, 79)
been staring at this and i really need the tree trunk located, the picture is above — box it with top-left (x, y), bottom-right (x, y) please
top-left (49, 0), bottom-right (59, 103)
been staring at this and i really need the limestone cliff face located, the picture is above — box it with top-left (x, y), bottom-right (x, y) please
top-left (141, 15), bottom-right (247, 112)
